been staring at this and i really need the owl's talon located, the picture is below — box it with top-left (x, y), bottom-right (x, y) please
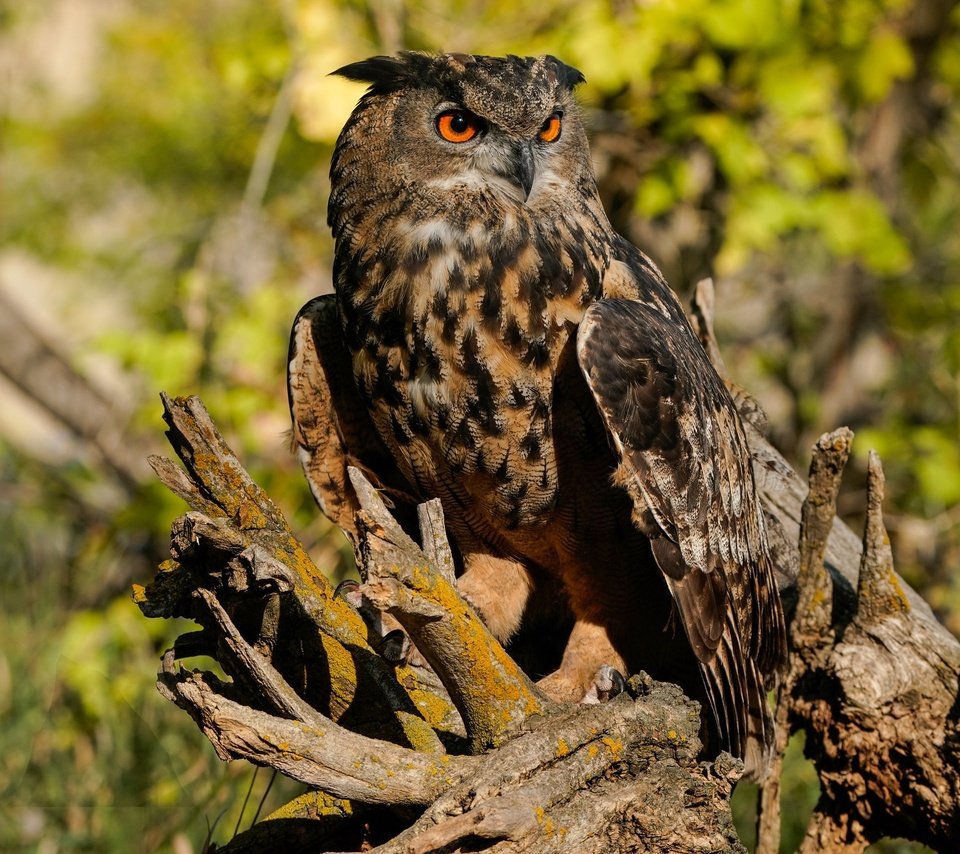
top-left (334, 578), bottom-right (362, 609)
top-left (581, 664), bottom-right (626, 704)
top-left (380, 629), bottom-right (412, 664)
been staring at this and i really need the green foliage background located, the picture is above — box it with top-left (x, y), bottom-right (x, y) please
top-left (1, 0), bottom-right (957, 850)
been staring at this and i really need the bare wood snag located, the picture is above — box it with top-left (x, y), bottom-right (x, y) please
top-left (135, 284), bottom-right (960, 852)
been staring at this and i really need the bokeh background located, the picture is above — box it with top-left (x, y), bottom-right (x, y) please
top-left (2, 0), bottom-right (958, 850)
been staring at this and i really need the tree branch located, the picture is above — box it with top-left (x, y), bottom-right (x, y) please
top-left (137, 393), bottom-right (445, 752)
top-left (157, 650), bottom-right (472, 804)
top-left (695, 279), bottom-right (960, 853)
top-left (349, 465), bottom-right (546, 753)
top-left (140, 392), bottom-right (746, 852)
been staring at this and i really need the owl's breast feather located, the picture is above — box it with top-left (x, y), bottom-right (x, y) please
top-left (336, 202), bottom-right (610, 530)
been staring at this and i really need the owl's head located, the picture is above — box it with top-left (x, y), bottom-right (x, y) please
top-left (330, 52), bottom-right (593, 210)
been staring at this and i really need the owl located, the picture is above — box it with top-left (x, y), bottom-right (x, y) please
top-left (288, 52), bottom-right (786, 778)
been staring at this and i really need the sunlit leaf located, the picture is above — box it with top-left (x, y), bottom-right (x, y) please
top-left (857, 28), bottom-right (914, 102)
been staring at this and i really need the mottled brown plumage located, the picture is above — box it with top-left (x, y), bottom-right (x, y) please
top-left (289, 52), bottom-right (786, 777)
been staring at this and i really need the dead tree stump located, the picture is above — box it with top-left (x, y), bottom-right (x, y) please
top-left (134, 282), bottom-right (960, 852)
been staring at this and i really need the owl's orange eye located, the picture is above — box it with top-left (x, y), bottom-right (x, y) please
top-left (436, 109), bottom-right (481, 143)
top-left (538, 112), bottom-right (562, 143)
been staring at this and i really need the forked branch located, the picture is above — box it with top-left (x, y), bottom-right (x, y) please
top-left (349, 466), bottom-right (546, 753)
top-left (694, 280), bottom-right (960, 853)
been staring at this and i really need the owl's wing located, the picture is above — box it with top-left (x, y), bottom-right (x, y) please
top-left (576, 273), bottom-right (786, 777)
top-left (287, 295), bottom-right (418, 540)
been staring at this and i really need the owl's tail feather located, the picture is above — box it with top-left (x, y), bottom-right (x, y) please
top-left (699, 606), bottom-right (775, 782)
top-left (742, 655), bottom-right (776, 782)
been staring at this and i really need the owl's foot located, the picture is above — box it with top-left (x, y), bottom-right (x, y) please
top-left (535, 620), bottom-right (627, 703)
top-left (537, 663), bottom-right (626, 704)
top-left (535, 669), bottom-right (583, 702)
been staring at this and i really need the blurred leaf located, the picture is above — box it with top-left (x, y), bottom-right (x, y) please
top-left (759, 53), bottom-right (837, 119)
top-left (857, 28), bottom-right (914, 102)
top-left (812, 189), bottom-right (912, 273)
top-left (701, 0), bottom-right (790, 50)
top-left (636, 173), bottom-right (677, 218)
top-left (693, 113), bottom-right (769, 184)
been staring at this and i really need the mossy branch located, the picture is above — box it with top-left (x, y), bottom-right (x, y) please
top-left (348, 465), bottom-right (546, 753)
top-left (135, 393), bottom-right (445, 751)
top-left (139, 392), bottom-right (742, 852)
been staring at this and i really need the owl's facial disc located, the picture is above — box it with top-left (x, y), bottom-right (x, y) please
top-left (426, 89), bottom-right (570, 204)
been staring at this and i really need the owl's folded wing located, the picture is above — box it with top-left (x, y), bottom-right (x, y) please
top-left (287, 295), bottom-right (418, 538)
top-left (576, 296), bottom-right (785, 776)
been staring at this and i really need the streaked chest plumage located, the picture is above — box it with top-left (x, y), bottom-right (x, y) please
top-left (334, 191), bottom-right (611, 529)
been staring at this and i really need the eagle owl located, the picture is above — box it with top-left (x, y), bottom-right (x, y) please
top-left (288, 52), bottom-right (786, 777)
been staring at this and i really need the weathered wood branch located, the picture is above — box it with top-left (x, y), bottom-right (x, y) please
top-left (758, 427), bottom-right (854, 854)
top-left (223, 791), bottom-right (373, 853)
top-left (136, 393), bottom-right (446, 752)
top-left (349, 677), bottom-right (740, 854)
top-left (349, 465), bottom-right (546, 753)
top-left (157, 648), bottom-right (474, 804)
top-left (137, 393), bottom-right (746, 851)
top-left (137, 283), bottom-right (960, 851)
top-left (787, 444), bottom-right (960, 852)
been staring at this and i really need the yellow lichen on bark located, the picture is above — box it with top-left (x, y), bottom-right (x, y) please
top-left (365, 551), bottom-right (543, 752)
top-left (264, 790), bottom-right (353, 821)
top-left (601, 736), bottom-right (624, 760)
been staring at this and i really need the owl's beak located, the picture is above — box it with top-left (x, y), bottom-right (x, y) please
top-left (512, 142), bottom-right (536, 200)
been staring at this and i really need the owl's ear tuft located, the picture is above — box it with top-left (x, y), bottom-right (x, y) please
top-left (331, 54), bottom-right (419, 95)
top-left (545, 56), bottom-right (586, 90)
top-left (561, 64), bottom-right (586, 90)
